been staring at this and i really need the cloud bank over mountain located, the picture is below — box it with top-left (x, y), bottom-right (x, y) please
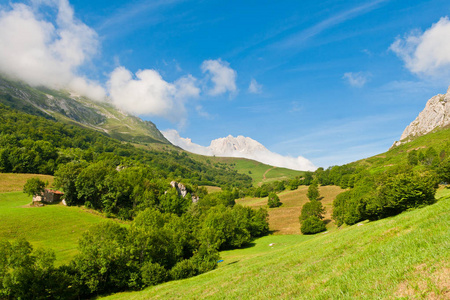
top-left (0, 1), bottom-right (238, 125)
top-left (162, 130), bottom-right (317, 171)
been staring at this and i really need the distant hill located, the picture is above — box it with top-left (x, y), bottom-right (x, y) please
top-left (0, 76), bottom-right (170, 145)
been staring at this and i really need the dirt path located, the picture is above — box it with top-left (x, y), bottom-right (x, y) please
top-left (263, 167), bottom-right (277, 180)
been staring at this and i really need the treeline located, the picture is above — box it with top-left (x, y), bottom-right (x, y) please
top-left (0, 203), bottom-right (269, 299)
top-left (0, 104), bottom-right (252, 189)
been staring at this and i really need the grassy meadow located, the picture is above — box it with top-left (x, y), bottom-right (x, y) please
top-left (0, 191), bottom-right (118, 265)
top-left (104, 189), bottom-right (450, 300)
top-left (237, 185), bottom-right (344, 234)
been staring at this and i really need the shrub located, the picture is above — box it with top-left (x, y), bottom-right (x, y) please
top-left (300, 216), bottom-right (326, 234)
top-left (141, 262), bottom-right (167, 286)
top-left (169, 259), bottom-right (197, 280)
top-left (267, 192), bottom-right (282, 208)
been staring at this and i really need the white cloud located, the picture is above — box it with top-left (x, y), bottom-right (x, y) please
top-left (201, 59), bottom-right (237, 96)
top-left (390, 17), bottom-right (450, 77)
top-left (107, 66), bottom-right (199, 123)
top-left (162, 129), bottom-right (213, 156)
top-left (343, 72), bottom-right (370, 87)
top-left (162, 130), bottom-right (317, 171)
top-left (248, 78), bottom-right (262, 94)
top-left (0, 0), bottom-right (106, 100)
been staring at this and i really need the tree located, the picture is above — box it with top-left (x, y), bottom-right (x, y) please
top-left (299, 200), bottom-right (325, 222)
top-left (267, 192), bottom-right (282, 208)
top-left (23, 177), bottom-right (46, 197)
top-left (307, 182), bottom-right (320, 201)
top-left (300, 216), bottom-right (326, 234)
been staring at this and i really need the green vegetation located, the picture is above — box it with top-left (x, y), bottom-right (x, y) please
top-left (23, 177), bottom-right (47, 197)
top-left (102, 191), bottom-right (450, 300)
top-left (306, 182), bottom-right (320, 201)
top-left (0, 192), bottom-right (109, 264)
top-left (0, 76), bottom-right (169, 145)
top-left (300, 216), bottom-right (326, 234)
top-left (267, 192), bottom-right (282, 208)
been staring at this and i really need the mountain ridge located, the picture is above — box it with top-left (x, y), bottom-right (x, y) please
top-left (0, 75), bottom-right (170, 145)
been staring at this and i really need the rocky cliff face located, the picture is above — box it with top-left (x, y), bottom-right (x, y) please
top-left (393, 86), bottom-right (450, 147)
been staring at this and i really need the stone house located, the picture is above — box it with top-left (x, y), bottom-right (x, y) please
top-left (32, 189), bottom-right (64, 204)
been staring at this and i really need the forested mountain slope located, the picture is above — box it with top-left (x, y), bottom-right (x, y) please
top-left (0, 76), bottom-right (169, 144)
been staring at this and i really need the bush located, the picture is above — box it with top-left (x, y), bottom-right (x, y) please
top-left (169, 259), bottom-right (197, 280)
top-left (301, 216), bottom-right (326, 234)
top-left (141, 262), bottom-right (167, 286)
top-left (267, 192), bottom-right (282, 208)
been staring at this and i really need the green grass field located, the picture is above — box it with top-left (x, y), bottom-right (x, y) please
top-left (104, 190), bottom-right (450, 300)
top-left (0, 191), bottom-right (116, 265)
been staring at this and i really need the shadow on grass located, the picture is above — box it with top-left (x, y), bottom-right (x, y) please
top-left (324, 219), bottom-right (332, 225)
top-left (226, 261), bottom-right (239, 265)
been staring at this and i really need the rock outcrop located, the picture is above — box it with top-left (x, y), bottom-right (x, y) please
top-left (393, 86), bottom-right (450, 147)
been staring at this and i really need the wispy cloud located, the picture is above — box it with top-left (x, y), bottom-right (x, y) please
top-left (343, 72), bottom-right (371, 87)
top-left (97, 0), bottom-right (187, 33)
top-left (273, 0), bottom-right (390, 49)
top-left (248, 78), bottom-right (263, 94)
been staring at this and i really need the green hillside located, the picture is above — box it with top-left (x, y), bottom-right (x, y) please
top-left (350, 126), bottom-right (450, 173)
top-left (186, 153), bottom-right (304, 185)
top-left (104, 189), bottom-right (450, 300)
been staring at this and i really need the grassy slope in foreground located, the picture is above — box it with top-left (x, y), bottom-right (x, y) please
top-left (0, 191), bottom-right (114, 265)
top-left (105, 190), bottom-right (450, 300)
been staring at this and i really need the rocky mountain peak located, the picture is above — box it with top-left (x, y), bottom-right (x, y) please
top-left (393, 86), bottom-right (450, 146)
top-left (209, 135), bottom-right (267, 155)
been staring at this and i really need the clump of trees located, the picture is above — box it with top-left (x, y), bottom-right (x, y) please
top-left (300, 183), bottom-right (326, 234)
top-left (332, 170), bottom-right (438, 226)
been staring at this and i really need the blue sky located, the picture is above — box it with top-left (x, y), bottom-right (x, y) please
top-left (1, 0), bottom-right (450, 168)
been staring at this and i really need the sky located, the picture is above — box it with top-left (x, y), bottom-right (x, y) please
top-left (1, 0), bottom-right (450, 168)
